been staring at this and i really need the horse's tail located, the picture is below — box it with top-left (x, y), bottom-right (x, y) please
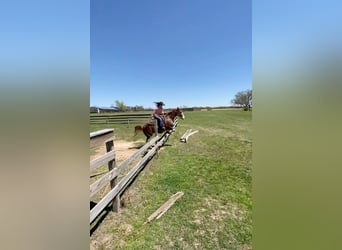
top-left (134, 125), bottom-right (143, 136)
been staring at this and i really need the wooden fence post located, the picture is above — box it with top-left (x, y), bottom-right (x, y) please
top-left (106, 139), bottom-right (120, 212)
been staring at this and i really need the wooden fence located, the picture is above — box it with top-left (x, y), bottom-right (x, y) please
top-left (90, 112), bottom-right (151, 125)
top-left (90, 120), bottom-right (178, 224)
top-left (90, 110), bottom-right (185, 125)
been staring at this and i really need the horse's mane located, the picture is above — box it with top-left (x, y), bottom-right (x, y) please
top-left (166, 109), bottom-right (176, 115)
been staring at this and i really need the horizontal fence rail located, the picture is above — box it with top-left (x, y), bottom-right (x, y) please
top-left (90, 129), bottom-right (114, 148)
top-left (90, 113), bottom-right (151, 125)
top-left (90, 151), bottom-right (115, 173)
top-left (89, 110), bottom-right (181, 125)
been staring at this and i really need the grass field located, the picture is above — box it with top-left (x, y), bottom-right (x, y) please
top-left (90, 110), bottom-right (252, 249)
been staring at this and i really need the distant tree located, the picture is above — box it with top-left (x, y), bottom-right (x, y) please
top-left (113, 100), bottom-right (128, 112)
top-left (132, 105), bottom-right (144, 111)
top-left (231, 89), bottom-right (252, 111)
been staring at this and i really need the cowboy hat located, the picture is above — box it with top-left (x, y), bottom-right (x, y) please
top-left (154, 101), bottom-right (165, 106)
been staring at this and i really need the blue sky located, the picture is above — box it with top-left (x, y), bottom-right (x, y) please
top-left (91, 0), bottom-right (251, 109)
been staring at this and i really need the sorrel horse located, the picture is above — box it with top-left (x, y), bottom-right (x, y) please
top-left (134, 108), bottom-right (185, 142)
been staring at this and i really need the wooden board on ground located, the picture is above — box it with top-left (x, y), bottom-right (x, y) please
top-left (180, 129), bottom-right (199, 143)
top-left (145, 192), bottom-right (184, 224)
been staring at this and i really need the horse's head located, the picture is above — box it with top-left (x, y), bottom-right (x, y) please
top-left (166, 107), bottom-right (185, 121)
top-left (176, 107), bottom-right (185, 120)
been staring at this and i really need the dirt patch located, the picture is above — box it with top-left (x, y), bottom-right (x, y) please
top-left (191, 198), bottom-right (249, 249)
top-left (193, 197), bottom-right (245, 227)
top-left (119, 223), bottom-right (133, 236)
top-left (90, 140), bottom-right (144, 163)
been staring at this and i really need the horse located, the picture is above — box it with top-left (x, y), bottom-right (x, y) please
top-left (134, 107), bottom-right (185, 142)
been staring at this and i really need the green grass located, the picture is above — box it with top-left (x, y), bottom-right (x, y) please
top-left (90, 110), bottom-right (252, 249)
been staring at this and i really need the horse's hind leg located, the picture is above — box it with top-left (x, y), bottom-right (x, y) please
top-left (143, 130), bottom-right (151, 143)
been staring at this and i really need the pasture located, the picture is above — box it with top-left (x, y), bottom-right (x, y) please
top-left (90, 110), bottom-right (252, 250)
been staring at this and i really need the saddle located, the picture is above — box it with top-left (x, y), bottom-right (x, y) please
top-left (149, 115), bottom-right (173, 131)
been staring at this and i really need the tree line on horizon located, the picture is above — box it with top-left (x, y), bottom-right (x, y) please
top-left (90, 89), bottom-right (252, 112)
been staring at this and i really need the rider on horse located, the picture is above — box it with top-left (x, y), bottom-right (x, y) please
top-left (153, 101), bottom-right (165, 131)
top-left (134, 105), bottom-right (184, 142)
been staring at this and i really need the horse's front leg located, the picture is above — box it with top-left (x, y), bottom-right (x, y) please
top-left (169, 121), bottom-right (175, 132)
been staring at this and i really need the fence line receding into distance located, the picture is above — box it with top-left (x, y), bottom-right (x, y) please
top-left (90, 120), bottom-right (178, 224)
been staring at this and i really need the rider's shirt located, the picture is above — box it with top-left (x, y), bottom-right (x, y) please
top-left (153, 106), bottom-right (163, 116)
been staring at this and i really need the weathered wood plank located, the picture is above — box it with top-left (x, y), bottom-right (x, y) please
top-left (111, 178), bottom-right (120, 212)
top-left (145, 192), bottom-right (184, 223)
top-left (90, 151), bottom-right (115, 173)
top-left (186, 130), bottom-right (198, 138)
top-left (180, 129), bottom-right (191, 139)
top-left (156, 192), bottom-right (184, 219)
top-left (90, 139), bottom-right (164, 223)
top-left (90, 129), bottom-right (114, 148)
top-left (90, 168), bottom-right (119, 197)
top-left (180, 129), bottom-right (198, 143)
top-left (90, 128), bottom-right (113, 138)
top-left (106, 140), bottom-right (115, 190)
top-left (108, 141), bottom-right (119, 212)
